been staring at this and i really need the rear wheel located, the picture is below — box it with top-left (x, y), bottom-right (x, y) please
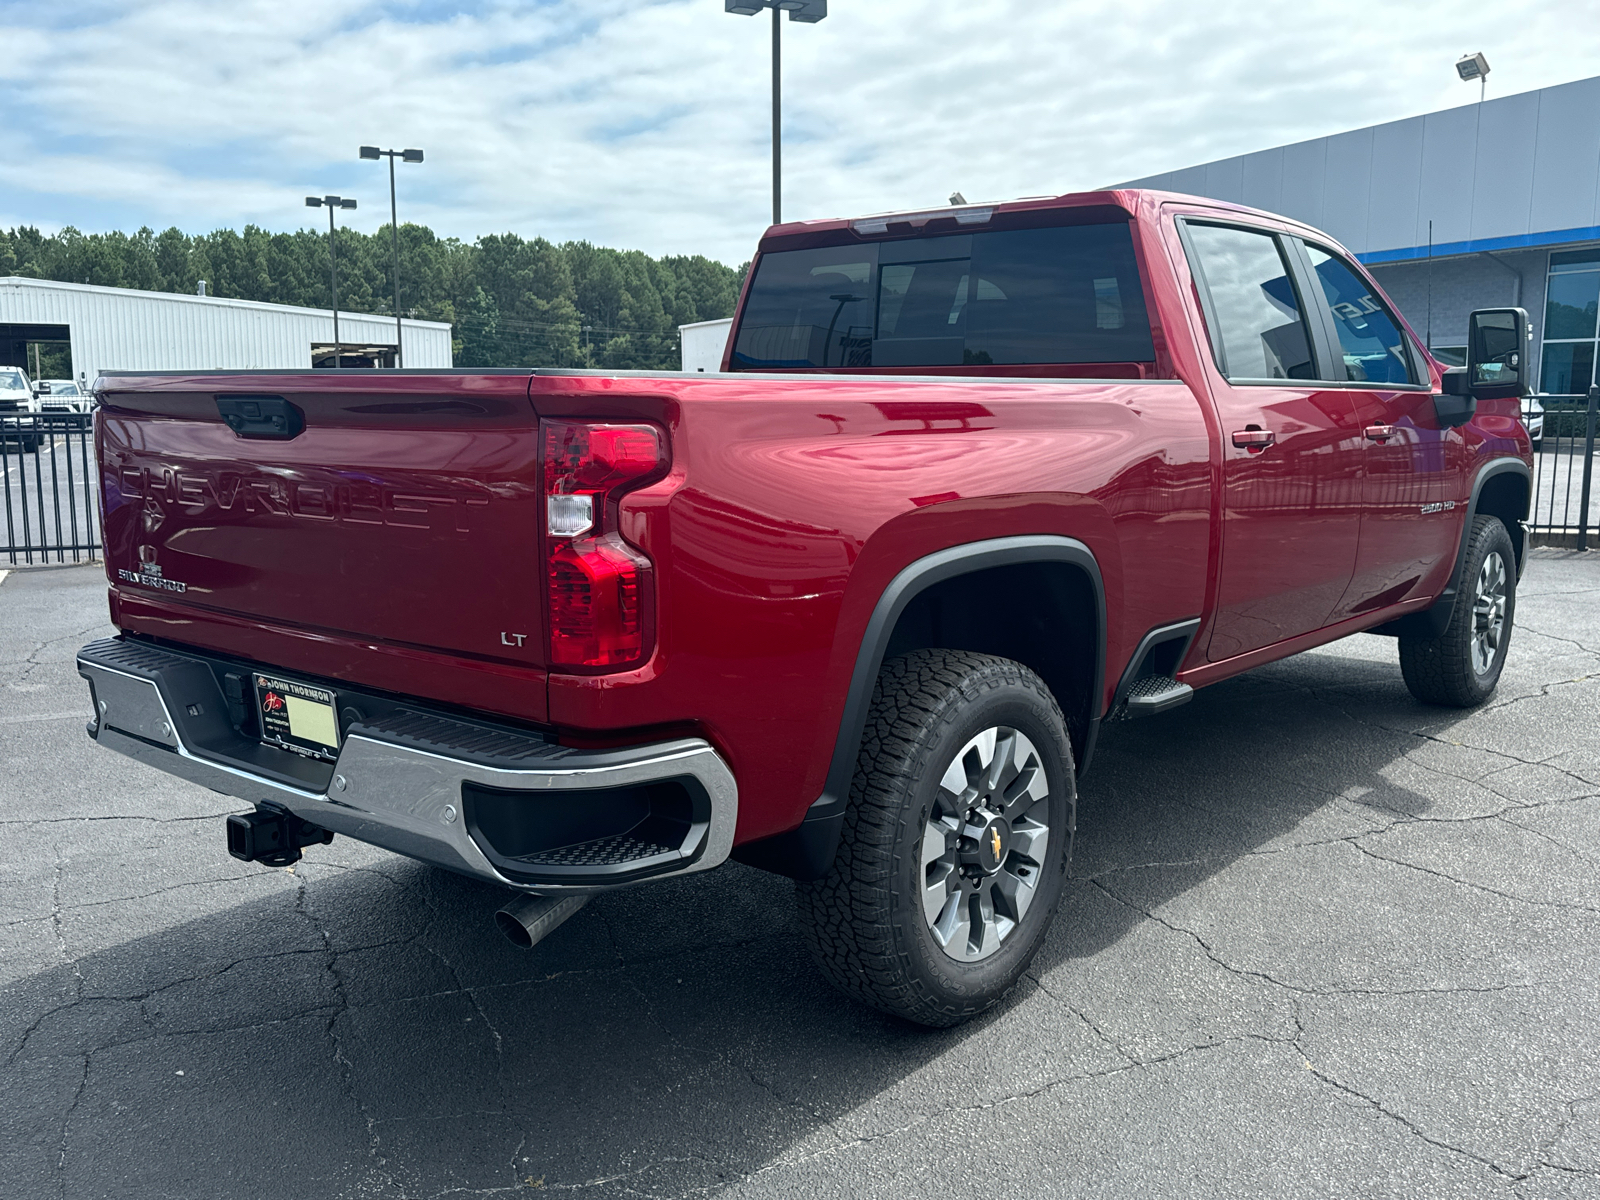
top-left (1399, 514), bottom-right (1517, 707)
top-left (796, 649), bottom-right (1075, 1027)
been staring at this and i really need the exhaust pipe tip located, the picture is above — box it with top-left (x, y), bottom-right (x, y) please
top-left (495, 893), bottom-right (590, 950)
top-left (493, 905), bottom-right (536, 947)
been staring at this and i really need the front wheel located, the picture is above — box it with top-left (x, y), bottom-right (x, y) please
top-left (796, 649), bottom-right (1075, 1027)
top-left (1399, 514), bottom-right (1517, 707)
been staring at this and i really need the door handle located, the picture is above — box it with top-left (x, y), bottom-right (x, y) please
top-left (1231, 428), bottom-right (1275, 451)
top-left (1364, 424), bottom-right (1397, 442)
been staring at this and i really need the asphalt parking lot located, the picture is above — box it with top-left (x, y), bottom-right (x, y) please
top-left (2, 551), bottom-right (1598, 1199)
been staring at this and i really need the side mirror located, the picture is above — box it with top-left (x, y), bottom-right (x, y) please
top-left (35, 381), bottom-right (51, 394)
top-left (1467, 307), bottom-right (1531, 400)
top-left (1434, 307), bottom-right (1531, 429)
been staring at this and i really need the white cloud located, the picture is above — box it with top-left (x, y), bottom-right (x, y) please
top-left (3, 0), bottom-right (1599, 263)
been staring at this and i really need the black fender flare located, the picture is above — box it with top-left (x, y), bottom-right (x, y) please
top-left (1372, 457), bottom-right (1531, 640)
top-left (733, 535), bottom-right (1106, 880)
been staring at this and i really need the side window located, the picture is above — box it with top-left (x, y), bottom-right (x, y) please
top-left (1184, 223), bottom-right (1316, 382)
top-left (1304, 244), bottom-right (1418, 385)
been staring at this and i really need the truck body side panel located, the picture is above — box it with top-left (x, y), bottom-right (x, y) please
top-left (531, 373), bottom-right (1212, 842)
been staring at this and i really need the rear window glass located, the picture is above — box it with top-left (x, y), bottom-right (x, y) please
top-left (730, 222), bottom-right (1154, 369)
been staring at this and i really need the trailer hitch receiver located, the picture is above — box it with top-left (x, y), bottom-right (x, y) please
top-left (227, 808), bottom-right (334, 867)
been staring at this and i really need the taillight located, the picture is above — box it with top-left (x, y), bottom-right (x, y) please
top-left (542, 420), bottom-right (663, 669)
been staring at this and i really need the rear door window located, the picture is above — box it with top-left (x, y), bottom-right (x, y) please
top-left (731, 222), bottom-right (1154, 369)
top-left (1303, 244), bottom-right (1418, 386)
top-left (1183, 223), bottom-right (1316, 382)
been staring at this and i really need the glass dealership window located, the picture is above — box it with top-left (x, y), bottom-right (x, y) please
top-left (1541, 248), bottom-right (1600, 394)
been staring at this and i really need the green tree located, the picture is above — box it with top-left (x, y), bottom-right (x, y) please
top-left (0, 220), bottom-right (743, 370)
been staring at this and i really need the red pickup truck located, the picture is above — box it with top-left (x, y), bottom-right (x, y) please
top-left (78, 189), bottom-right (1533, 1026)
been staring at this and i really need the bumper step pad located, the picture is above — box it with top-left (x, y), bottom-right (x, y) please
top-left (349, 708), bottom-right (570, 769)
top-left (511, 832), bottom-right (679, 868)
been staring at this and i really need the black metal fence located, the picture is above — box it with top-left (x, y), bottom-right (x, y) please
top-left (1527, 389), bottom-right (1600, 548)
top-left (2, 414), bottom-right (101, 566)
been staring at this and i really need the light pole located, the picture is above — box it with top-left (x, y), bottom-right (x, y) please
top-left (1456, 52), bottom-right (1490, 102)
top-left (724, 1), bottom-right (827, 226)
top-left (305, 195), bottom-right (358, 368)
top-left (359, 146), bottom-right (424, 366)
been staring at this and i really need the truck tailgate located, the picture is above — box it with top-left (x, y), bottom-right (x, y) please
top-left (97, 374), bottom-right (549, 688)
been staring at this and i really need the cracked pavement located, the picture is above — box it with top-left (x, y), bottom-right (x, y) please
top-left (2, 550), bottom-right (1598, 1199)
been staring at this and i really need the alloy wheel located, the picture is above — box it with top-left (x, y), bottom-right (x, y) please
top-left (919, 726), bottom-right (1052, 962)
top-left (1472, 549), bottom-right (1508, 676)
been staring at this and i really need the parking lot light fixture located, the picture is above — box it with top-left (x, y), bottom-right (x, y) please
top-left (305, 195), bottom-right (358, 369)
top-left (1456, 52), bottom-right (1490, 101)
top-left (360, 146), bottom-right (425, 366)
top-left (724, 0), bottom-right (827, 226)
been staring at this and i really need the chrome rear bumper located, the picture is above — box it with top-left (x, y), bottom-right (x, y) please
top-left (77, 638), bottom-right (737, 892)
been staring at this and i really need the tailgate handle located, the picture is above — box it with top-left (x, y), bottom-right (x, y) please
top-left (217, 395), bottom-right (304, 440)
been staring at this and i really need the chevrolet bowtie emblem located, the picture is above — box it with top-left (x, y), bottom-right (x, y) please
top-left (989, 828), bottom-right (1002, 861)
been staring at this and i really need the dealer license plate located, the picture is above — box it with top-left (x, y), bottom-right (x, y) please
top-left (253, 673), bottom-right (340, 760)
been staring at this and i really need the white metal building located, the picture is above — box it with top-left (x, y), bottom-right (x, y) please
top-left (679, 317), bottom-right (733, 372)
top-left (1115, 74), bottom-right (1600, 391)
top-left (0, 277), bottom-right (453, 384)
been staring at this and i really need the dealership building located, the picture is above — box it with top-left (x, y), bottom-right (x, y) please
top-left (0, 277), bottom-right (453, 384)
top-left (1118, 73), bottom-right (1600, 396)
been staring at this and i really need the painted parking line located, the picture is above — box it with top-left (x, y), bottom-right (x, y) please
top-left (0, 711), bottom-right (93, 725)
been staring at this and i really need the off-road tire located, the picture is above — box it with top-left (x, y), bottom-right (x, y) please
top-left (796, 649), bottom-right (1076, 1027)
top-left (1399, 514), bottom-right (1517, 707)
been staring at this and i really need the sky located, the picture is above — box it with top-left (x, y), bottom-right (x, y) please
top-left (2, 0), bottom-right (1600, 266)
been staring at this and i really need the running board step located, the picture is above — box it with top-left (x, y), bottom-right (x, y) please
top-left (1123, 675), bottom-right (1194, 718)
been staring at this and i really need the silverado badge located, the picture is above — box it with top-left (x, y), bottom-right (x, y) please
top-left (117, 548), bottom-right (187, 594)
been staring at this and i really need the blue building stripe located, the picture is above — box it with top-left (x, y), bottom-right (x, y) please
top-left (1358, 226), bottom-right (1600, 265)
